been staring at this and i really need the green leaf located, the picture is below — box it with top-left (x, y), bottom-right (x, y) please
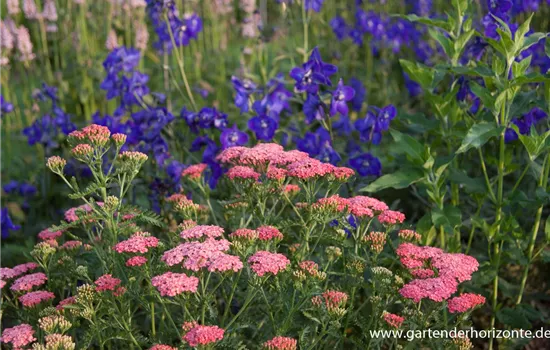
top-left (454, 29), bottom-right (475, 59)
top-left (512, 56), bottom-right (532, 78)
top-left (397, 14), bottom-right (451, 31)
top-left (457, 122), bottom-right (504, 154)
top-left (449, 65), bottom-right (494, 77)
top-left (520, 33), bottom-right (547, 54)
top-left (432, 206), bottom-right (462, 233)
top-left (545, 216), bottom-right (550, 243)
top-left (399, 59), bottom-right (434, 89)
top-left (469, 81), bottom-right (495, 109)
top-left (361, 169), bottom-right (424, 192)
top-left (511, 73), bottom-right (550, 88)
top-left (513, 13), bottom-right (533, 51)
top-left (497, 307), bottom-right (531, 329)
top-left (390, 129), bottom-right (426, 163)
top-left (449, 169), bottom-right (486, 193)
top-left (430, 28), bottom-right (454, 58)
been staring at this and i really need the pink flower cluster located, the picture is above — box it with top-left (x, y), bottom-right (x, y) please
top-left (181, 163), bottom-right (208, 179)
top-left (56, 296), bottom-right (76, 311)
top-left (0, 324), bottom-right (36, 348)
top-left (378, 210), bottom-right (406, 225)
top-left (263, 336), bottom-right (297, 350)
top-left (180, 225), bottom-right (225, 240)
top-left (312, 290), bottom-right (348, 312)
top-left (115, 233), bottom-right (159, 254)
top-left (229, 228), bottom-right (259, 241)
top-left (10, 272), bottom-right (47, 292)
top-left (397, 243), bottom-right (480, 303)
top-left (398, 229), bottom-right (421, 242)
top-left (1, 262), bottom-right (39, 280)
top-left (69, 124), bottom-right (111, 146)
top-left (60, 240), bottom-right (83, 250)
top-left (151, 272), bottom-right (199, 296)
top-left (447, 293), bottom-right (486, 313)
top-left (207, 253), bottom-right (244, 273)
top-left (64, 202), bottom-right (104, 222)
top-left (19, 290), bottom-right (55, 307)
top-left (38, 228), bottom-right (63, 241)
top-left (182, 325), bottom-right (225, 347)
top-left (257, 225), bottom-right (283, 241)
top-left (383, 312), bottom-right (405, 328)
top-left (248, 251), bottom-right (290, 277)
top-left (161, 238), bottom-right (233, 271)
top-left (166, 194), bottom-right (201, 212)
top-left (150, 345), bottom-right (177, 350)
top-left (312, 195), bottom-right (391, 219)
top-left (94, 274), bottom-right (121, 292)
top-left (126, 256), bottom-right (148, 267)
top-left (216, 143), bottom-right (355, 182)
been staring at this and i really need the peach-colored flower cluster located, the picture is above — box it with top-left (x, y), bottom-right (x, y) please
top-left (229, 228), bottom-right (259, 241)
top-left (181, 163), bottom-right (208, 179)
top-left (363, 232), bottom-right (387, 253)
top-left (378, 210), bottom-right (406, 225)
top-left (0, 323), bottom-right (36, 348)
top-left (71, 143), bottom-right (94, 157)
top-left (119, 151), bottom-right (148, 163)
top-left (151, 272), bottom-right (199, 296)
top-left (398, 229), bottom-right (421, 242)
top-left (19, 290), bottom-right (55, 307)
top-left (150, 345), bottom-right (177, 350)
top-left (182, 324), bottom-right (225, 347)
top-left (38, 228), bottom-right (63, 241)
top-left (397, 243), bottom-right (480, 303)
top-left (312, 290), bottom-right (348, 312)
top-left (115, 233), bottom-right (159, 254)
top-left (166, 194), bottom-right (201, 212)
top-left (383, 312), bottom-right (405, 328)
top-left (263, 336), bottom-right (298, 350)
top-left (69, 124), bottom-right (111, 146)
top-left (248, 251), bottom-right (290, 277)
top-left (311, 195), bottom-right (392, 219)
top-left (60, 240), bottom-right (83, 250)
top-left (447, 293), bottom-right (486, 313)
top-left (10, 272), bottom-right (47, 292)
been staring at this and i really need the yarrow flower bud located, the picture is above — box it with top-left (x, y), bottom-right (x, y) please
top-left (104, 196), bottom-right (120, 212)
top-left (325, 246), bottom-right (342, 261)
top-left (111, 133), bottom-right (127, 147)
top-left (71, 144), bottom-right (94, 159)
top-left (363, 232), bottom-right (387, 254)
top-left (452, 336), bottom-right (474, 350)
top-left (46, 156), bottom-right (67, 174)
top-left (75, 284), bottom-right (95, 304)
top-left (118, 151), bottom-right (148, 170)
top-left (378, 210), bottom-right (406, 225)
top-left (37, 333), bottom-right (76, 350)
top-left (39, 315), bottom-right (72, 334)
top-left (257, 225), bottom-right (283, 241)
top-left (182, 325), bottom-right (225, 347)
top-left (346, 259), bottom-right (366, 275)
top-left (312, 290), bottom-right (348, 317)
top-left (31, 242), bottom-right (57, 261)
top-left (229, 228), bottom-right (258, 242)
top-left (398, 229), bottom-right (421, 242)
top-left (263, 336), bottom-right (298, 350)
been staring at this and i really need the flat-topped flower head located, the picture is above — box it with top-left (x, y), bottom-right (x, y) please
top-left (398, 229), bottom-right (421, 242)
top-left (181, 163), bottom-right (208, 179)
top-left (229, 228), bottom-right (258, 241)
top-left (46, 156), bottom-right (66, 173)
top-left (180, 225), bottom-right (224, 240)
top-left (312, 289), bottom-right (348, 316)
top-left (283, 184), bottom-right (301, 194)
top-left (378, 210), bottom-right (405, 225)
top-left (61, 240), bottom-right (83, 250)
top-left (287, 158), bottom-right (332, 179)
top-left (10, 272), bottom-right (47, 292)
top-left (161, 238), bottom-right (231, 270)
top-left (115, 234), bottom-right (159, 254)
top-left (0, 324), bottom-right (36, 348)
top-left (312, 195), bottom-right (349, 213)
top-left (38, 228), bottom-right (63, 241)
top-left (12, 262), bottom-right (39, 276)
top-left (266, 166), bottom-right (287, 180)
top-left (263, 336), bottom-right (298, 350)
top-left (152, 272), bottom-right (199, 296)
top-left (69, 124), bottom-right (111, 147)
top-left (447, 293), bottom-right (486, 313)
top-left (363, 232), bottom-right (387, 253)
top-left (383, 312), bottom-right (405, 328)
top-left (56, 296), bottom-right (76, 311)
top-left (227, 166), bottom-right (260, 181)
top-left (257, 225), bottom-right (283, 241)
top-left (94, 274), bottom-right (121, 292)
top-left (71, 144), bottom-right (94, 158)
top-left (119, 151), bottom-right (148, 163)
top-left (348, 196), bottom-right (388, 212)
top-left (19, 290), bottom-right (55, 307)
top-left (111, 133), bottom-right (127, 147)
top-left (42, 334), bottom-right (76, 349)
top-left (126, 256), bottom-right (148, 267)
top-left (150, 345), bottom-right (178, 350)
top-left (248, 251), bottom-right (290, 277)
top-left (182, 325), bottom-right (225, 347)
top-left (400, 276), bottom-right (458, 303)
top-left (332, 166), bottom-right (355, 180)
top-left (207, 253), bottom-right (243, 273)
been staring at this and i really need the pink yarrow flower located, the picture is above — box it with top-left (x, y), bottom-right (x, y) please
top-left (12, 262), bottom-right (39, 276)
top-left (150, 345), bottom-right (177, 350)
top-left (447, 293), bottom-right (486, 313)
top-left (227, 166), bottom-right (260, 181)
top-left (248, 251), bottom-right (290, 277)
top-left (126, 256), bottom-right (148, 267)
top-left (181, 163), bottom-right (208, 179)
top-left (19, 290), bottom-right (55, 307)
top-left (0, 324), bottom-right (36, 348)
top-left (378, 210), bottom-right (406, 225)
top-left (10, 272), bottom-right (47, 292)
top-left (180, 225), bottom-right (225, 240)
top-left (56, 296), bottom-right (76, 311)
top-left (38, 228), bottom-right (63, 241)
top-left (115, 234), bottom-right (159, 254)
top-left (229, 228), bottom-right (258, 241)
top-left (94, 274), bottom-right (121, 292)
top-left (263, 336), bottom-right (297, 350)
top-left (207, 253), bottom-right (243, 273)
top-left (383, 312), bottom-right (405, 328)
top-left (182, 325), bottom-right (225, 347)
top-left (257, 225), bottom-right (283, 241)
top-left (161, 238), bottom-right (231, 271)
top-left (151, 272), bottom-right (199, 296)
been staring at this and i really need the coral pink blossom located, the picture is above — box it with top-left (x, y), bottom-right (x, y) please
top-left (398, 229), bottom-right (421, 242)
top-left (181, 163), bottom-right (208, 179)
top-left (283, 184), bottom-right (301, 194)
top-left (400, 276), bottom-right (459, 303)
top-left (447, 293), bottom-right (486, 313)
top-left (313, 195), bottom-right (350, 212)
top-left (12, 262), bottom-right (39, 276)
top-left (56, 296), bottom-right (76, 311)
top-left (161, 238), bottom-right (231, 271)
top-left (0, 324), bottom-right (36, 348)
top-left (19, 290), bottom-right (55, 307)
top-left (207, 253), bottom-right (243, 273)
top-left (299, 261), bottom-right (320, 277)
top-left (0, 267), bottom-right (18, 280)
top-left (378, 210), bottom-right (406, 225)
top-left (257, 226), bottom-right (283, 241)
top-left (248, 251), bottom-right (290, 277)
top-left (150, 345), bottom-right (177, 350)
top-left (332, 166), bottom-right (355, 180)
top-left (226, 166), bottom-right (260, 181)
top-left (94, 274), bottom-right (121, 292)
top-left (64, 202), bottom-right (103, 222)
top-left (182, 325), bottom-right (225, 347)
top-left (263, 336), bottom-right (298, 350)
top-left (383, 313), bottom-right (405, 328)
top-left (348, 196), bottom-right (389, 212)
top-left (0, 280), bottom-right (5, 289)
top-left (126, 256), bottom-right (148, 267)
top-left (286, 158), bottom-right (332, 179)
top-left (229, 228), bottom-right (258, 241)
top-left (115, 234), bottom-right (159, 254)
top-left (411, 268), bottom-right (435, 279)
top-left (180, 225), bottom-right (225, 240)
top-left (10, 272), bottom-right (47, 292)
top-left (151, 272), bottom-right (199, 296)
top-left (266, 166), bottom-right (287, 180)
top-left (216, 146), bottom-right (248, 164)
top-left (38, 228), bottom-right (63, 240)
top-left (61, 240), bottom-right (83, 250)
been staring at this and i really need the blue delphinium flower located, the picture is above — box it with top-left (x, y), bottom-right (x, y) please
top-left (505, 107), bottom-right (548, 143)
top-left (263, 74), bottom-right (293, 118)
top-left (349, 78), bottom-right (366, 112)
top-left (330, 79), bottom-right (355, 117)
top-left (3, 180), bottom-right (20, 194)
top-left (290, 47), bottom-right (337, 93)
top-left (330, 16), bottom-right (348, 40)
top-left (354, 110), bottom-right (382, 144)
top-left (349, 153), bottom-right (382, 176)
top-left (376, 104), bottom-right (397, 132)
top-left (248, 114), bottom-right (279, 141)
top-left (305, 0), bottom-right (325, 12)
top-left (404, 73), bottom-right (422, 97)
top-left (317, 142), bottom-right (342, 165)
top-left (303, 93), bottom-right (326, 124)
top-left (231, 76), bottom-right (257, 113)
top-left (407, 0), bottom-right (433, 16)
top-left (0, 95), bottom-right (14, 116)
top-left (295, 127), bottom-right (340, 164)
top-left (220, 124), bottom-right (249, 149)
top-left (333, 115), bottom-right (353, 136)
top-left (18, 183), bottom-right (37, 197)
top-left (1, 207), bottom-right (21, 239)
